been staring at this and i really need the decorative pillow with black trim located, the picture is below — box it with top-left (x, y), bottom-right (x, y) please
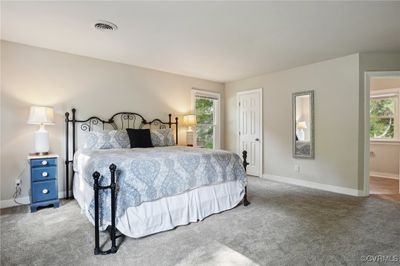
top-left (126, 128), bottom-right (154, 148)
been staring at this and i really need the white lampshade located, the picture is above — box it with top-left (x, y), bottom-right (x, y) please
top-left (183, 114), bottom-right (197, 126)
top-left (297, 121), bottom-right (307, 130)
top-left (27, 106), bottom-right (55, 125)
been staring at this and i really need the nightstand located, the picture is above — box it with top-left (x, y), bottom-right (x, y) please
top-left (28, 154), bottom-right (60, 212)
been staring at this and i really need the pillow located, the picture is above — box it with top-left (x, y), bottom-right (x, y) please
top-left (126, 129), bottom-right (154, 148)
top-left (83, 130), bottom-right (130, 149)
top-left (83, 131), bottom-right (112, 149)
top-left (109, 130), bottom-right (130, 149)
top-left (150, 128), bottom-right (176, 147)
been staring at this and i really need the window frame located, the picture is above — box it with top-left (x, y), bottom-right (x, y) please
top-left (191, 89), bottom-right (221, 149)
top-left (370, 88), bottom-right (400, 142)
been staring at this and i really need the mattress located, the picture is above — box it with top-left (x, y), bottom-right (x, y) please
top-left (73, 147), bottom-right (246, 238)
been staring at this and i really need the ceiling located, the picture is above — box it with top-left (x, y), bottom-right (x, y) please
top-left (2, 1), bottom-right (400, 83)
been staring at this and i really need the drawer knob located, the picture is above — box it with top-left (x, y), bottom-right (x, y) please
top-left (42, 188), bottom-right (49, 194)
top-left (41, 160), bottom-right (48, 166)
top-left (42, 172), bottom-right (48, 177)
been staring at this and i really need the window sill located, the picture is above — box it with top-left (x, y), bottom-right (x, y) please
top-left (370, 139), bottom-right (400, 145)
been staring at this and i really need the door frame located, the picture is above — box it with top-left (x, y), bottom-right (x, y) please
top-left (363, 71), bottom-right (400, 196)
top-left (236, 88), bottom-right (263, 177)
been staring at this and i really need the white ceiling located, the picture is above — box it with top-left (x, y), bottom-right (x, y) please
top-left (2, 1), bottom-right (400, 82)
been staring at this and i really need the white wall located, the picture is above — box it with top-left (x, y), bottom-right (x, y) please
top-left (225, 54), bottom-right (361, 191)
top-left (0, 41), bottom-right (224, 204)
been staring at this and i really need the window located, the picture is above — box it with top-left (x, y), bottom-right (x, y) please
top-left (191, 89), bottom-right (220, 149)
top-left (370, 90), bottom-right (399, 140)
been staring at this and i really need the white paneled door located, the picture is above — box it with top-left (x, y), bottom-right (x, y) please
top-left (238, 88), bottom-right (263, 177)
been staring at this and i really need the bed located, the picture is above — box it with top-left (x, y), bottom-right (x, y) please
top-left (65, 109), bottom-right (250, 255)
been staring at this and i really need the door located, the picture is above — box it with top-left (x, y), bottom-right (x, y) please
top-left (238, 88), bottom-right (263, 177)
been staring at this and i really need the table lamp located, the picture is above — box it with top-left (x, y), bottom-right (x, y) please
top-left (27, 106), bottom-right (55, 155)
top-left (297, 121), bottom-right (307, 141)
top-left (183, 114), bottom-right (197, 146)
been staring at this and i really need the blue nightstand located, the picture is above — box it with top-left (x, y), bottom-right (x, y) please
top-left (28, 154), bottom-right (60, 212)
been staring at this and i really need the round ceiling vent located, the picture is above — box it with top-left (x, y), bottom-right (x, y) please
top-left (94, 21), bottom-right (118, 31)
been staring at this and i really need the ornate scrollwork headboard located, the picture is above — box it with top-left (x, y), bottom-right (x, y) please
top-left (64, 108), bottom-right (178, 198)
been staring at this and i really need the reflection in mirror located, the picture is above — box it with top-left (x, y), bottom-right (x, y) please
top-left (293, 90), bottom-right (314, 159)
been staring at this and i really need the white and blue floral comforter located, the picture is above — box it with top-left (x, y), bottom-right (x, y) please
top-left (75, 146), bottom-right (247, 228)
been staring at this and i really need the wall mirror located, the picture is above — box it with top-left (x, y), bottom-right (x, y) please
top-left (293, 90), bottom-right (314, 159)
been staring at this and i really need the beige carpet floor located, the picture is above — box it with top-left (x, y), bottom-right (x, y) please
top-left (1, 177), bottom-right (399, 266)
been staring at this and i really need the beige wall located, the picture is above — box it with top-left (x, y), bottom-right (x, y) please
top-left (371, 77), bottom-right (400, 91)
top-left (225, 54), bottom-right (360, 191)
top-left (0, 41), bottom-right (224, 203)
top-left (2, 40), bottom-right (399, 204)
top-left (370, 143), bottom-right (399, 177)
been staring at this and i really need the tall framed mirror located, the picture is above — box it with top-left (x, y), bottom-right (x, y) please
top-left (292, 90), bottom-right (314, 159)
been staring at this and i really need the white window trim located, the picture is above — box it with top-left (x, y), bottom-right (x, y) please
top-left (370, 87), bottom-right (400, 142)
top-left (191, 89), bottom-right (221, 149)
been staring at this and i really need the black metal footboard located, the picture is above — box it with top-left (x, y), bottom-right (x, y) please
top-left (92, 164), bottom-right (124, 255)
top-left (242, 150), bottom-right (251, 206)
top-left (91, 150), bottom-right (250, 255)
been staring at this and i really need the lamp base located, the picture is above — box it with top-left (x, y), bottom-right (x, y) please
top-left (34, 125), bottom-right (50, 154)
top-left (186, 131), bottom-right (194, 146)
top-left (29, 152), bottom-right (50, 156)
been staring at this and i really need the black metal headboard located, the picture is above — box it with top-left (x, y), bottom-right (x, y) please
top-left (64, 108), bottom-right (178, 199)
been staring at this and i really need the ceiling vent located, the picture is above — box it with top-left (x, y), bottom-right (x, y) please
top-left (94, 21), bottom-right (118, 31)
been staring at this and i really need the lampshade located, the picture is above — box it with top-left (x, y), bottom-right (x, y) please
top-left (27, 106), bottom-right (55, 125)
top-left (297, 121), bottom-right (307, 129)
top-left (183, 114), bottom-right (197, 126)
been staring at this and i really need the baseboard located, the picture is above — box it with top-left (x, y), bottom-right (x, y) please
top-left (0, 191), bottom-right (69, 209)
top-left (262, 174), bottom-right (364, 196)
top-left (370, 171), bottom-right (399, 180)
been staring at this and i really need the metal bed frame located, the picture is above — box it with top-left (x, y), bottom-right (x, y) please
top-left (64, 108), bottom-right (250, 255)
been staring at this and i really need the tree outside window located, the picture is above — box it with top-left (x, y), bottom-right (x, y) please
top-left (370, 96), bottom-right (397, 139)
top-left (195, 98), bottom-right (215, 149)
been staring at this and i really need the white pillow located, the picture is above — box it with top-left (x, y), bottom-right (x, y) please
top-left (109, 130), bottom-right (130, 148)
top-left (83, 130), bottom-right (130, 149)
top-left (150, 128), bottom-right (175, 147)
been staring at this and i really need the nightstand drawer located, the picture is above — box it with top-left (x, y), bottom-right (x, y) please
top-left (32, 166), bottom-right (57, 182)
top-left (32, 180), bottom-right (57, 202)
top-left (31, 158), bottom-right (57, 168)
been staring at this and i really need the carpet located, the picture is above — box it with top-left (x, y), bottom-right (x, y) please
top-left (1, 177), bottom-right (399, 266)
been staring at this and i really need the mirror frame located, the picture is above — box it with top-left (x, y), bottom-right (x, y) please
top-left (292, 90), bottom-right (315, 159)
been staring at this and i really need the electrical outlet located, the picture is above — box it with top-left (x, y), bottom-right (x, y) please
top-left (294, 165), bottom-right (300, 173)
top-left (16, 178), bottom-right (21, 186)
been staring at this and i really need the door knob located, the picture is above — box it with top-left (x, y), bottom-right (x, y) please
top-left (255, 138), bottom-right (260, 141)
top-left (42, 172), bottom-right (48, 177)
top-left (42, 188), bottom-right (49, 194)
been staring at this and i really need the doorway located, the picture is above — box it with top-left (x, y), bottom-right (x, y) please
top-left (237, 88), bottom-right (263, 177)
top-left (366, 72), bottom-right (400, 201)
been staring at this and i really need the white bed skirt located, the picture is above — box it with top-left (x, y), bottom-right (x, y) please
top-left (73, 173), bottom-right (245, 238)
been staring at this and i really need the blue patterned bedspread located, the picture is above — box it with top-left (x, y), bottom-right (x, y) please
top-left (75, 146), bottom-right (247, 228)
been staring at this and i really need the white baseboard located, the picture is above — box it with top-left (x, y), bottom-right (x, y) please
top-left (0, 191), bottom-right (68, 209)
top-left (370, 171), bottom-right (399, 180)
top-left (262, 174), bottom-right (364, 197)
